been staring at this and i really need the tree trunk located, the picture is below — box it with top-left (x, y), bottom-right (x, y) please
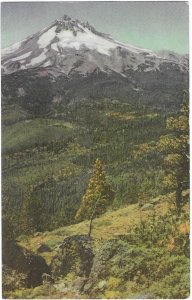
top-left (88, 213), bottom-right (94, 237)
top-left (88, 195), bottom-right (100, 237)
top-left (176, 182), bottom-right (182, 216)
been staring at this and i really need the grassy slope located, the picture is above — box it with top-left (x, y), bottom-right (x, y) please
top-left (15, 197), bottom-right (189, 300)
top-left (19, 197), bottom-right (169, 265)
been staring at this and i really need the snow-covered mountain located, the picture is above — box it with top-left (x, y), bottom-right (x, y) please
top-left (1, 15), bottom-right (188, 76)
top-left (1, 15), bottom-right (189, 113)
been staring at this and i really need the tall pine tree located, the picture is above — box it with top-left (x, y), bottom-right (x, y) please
top-left (157, 100), bottom-right (189, 215)
top-left (75, 159), bottom-right (114, 229)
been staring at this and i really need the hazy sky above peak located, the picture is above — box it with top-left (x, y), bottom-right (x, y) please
top-left (1, 1), bottom-right (189, 54)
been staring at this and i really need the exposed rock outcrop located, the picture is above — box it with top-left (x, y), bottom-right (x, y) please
top-left (51, 235), bottom-right (94, 279)
top-left (37, 244), bottom-right (52, 253)
top-left (2, 240), bottom-right (50, 288)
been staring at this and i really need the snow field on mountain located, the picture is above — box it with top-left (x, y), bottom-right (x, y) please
top-left (46, 26), bottom-right (117, 56)
top-left (38, 26), bottom-right (57, 48)
top-left (11, 51), bottom-right (32, 61)
top-left (1, 17), bottom-right (189, 75)
top-left (43, 61), bottom-right (52, 67)
top-left (2, 41), bottom-right (23, 56)
top-left (26, 51), bottom-right (47, 66)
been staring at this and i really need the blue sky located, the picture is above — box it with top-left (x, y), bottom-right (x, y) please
top-left (1, 1), bottom-right (189, 54)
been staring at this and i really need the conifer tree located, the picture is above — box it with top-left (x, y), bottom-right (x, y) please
top-left (75, 159), bottom-right (114, 234)
top-left (157, 100), bottom-right (189, 215)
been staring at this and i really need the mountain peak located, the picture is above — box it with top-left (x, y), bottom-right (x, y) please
top-left (51, 15), bottom-right (106, 39)
top-left (62, 14), bottom-right (72, 21)
top-left (1, 15), bottom-right (189, 76)
top-left (53, 18), bottom-right (83, 36)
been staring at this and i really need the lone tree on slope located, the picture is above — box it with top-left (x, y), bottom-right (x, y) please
top-left (75, 159), bottom-right (115, 236)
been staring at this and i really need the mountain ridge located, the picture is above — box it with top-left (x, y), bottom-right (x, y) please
top-left (1, 14), bottom-right (189, 113)
top-left (1, 15), bottom-right (189, 76)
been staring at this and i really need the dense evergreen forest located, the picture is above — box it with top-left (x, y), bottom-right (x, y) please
top-left (2, 97), bottom-right (170, 235)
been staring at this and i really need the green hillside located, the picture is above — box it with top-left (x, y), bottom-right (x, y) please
top-left (2, 98), bottom-right (168, 235)
top-left (2, 97), bottom-right (189, 299)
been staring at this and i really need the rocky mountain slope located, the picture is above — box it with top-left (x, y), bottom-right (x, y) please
top-left (2, 15), bottom-right (188, 76)
top-left (3, 197), bottom-right (190, 299)
top-left (1, 15), bottom-right (189, 112)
